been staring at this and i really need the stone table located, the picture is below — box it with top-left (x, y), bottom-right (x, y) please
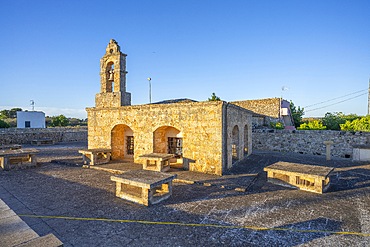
top-left (79, 149), bottom-right (112, 166)
top-left (139, 153), bottom-right (174, 172)
top-left (111, 170), bottom-right (177, 206)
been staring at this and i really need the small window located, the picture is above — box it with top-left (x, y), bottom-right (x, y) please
top-left (168, 137), bottom-right (183, 158)
top-left (25, 121), bottom-right (31, 128)
top-left (126, 136), bottom-right (134, 155)
top-left (232, 144), bottom-right (238, 163)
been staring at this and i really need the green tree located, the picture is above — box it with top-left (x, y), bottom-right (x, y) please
top-left (4, 118), bottom-right (16, 128)
top-left (45, 116), bottom-right (52, 127)
top-left (343, 113), bottom-right (359, 122)
top-left (69, 118), bottom-right (81, 126)
top-left (50, 115), bottom-right (69, 127)
top-left (290, 101), bottom-right (304, 127)
top-left (0, 110), bottom-right (9, 119)
top-left (0, 108), bottom-right (22, 119)
top-left (0, 119), bottom-right (10, 128)
top-left (322, 112), bottom-right (346, 130)
top-left (9, 108), bottom-right (22, 118)
top-left (208, 92), bottom-right (221, 101)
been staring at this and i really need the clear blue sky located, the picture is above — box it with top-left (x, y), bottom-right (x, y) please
top-left (1, 0), bottom-right (369, 119)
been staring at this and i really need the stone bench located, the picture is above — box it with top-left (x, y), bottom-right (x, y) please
top-left (353, 145), bottom-right (370, 162)
top-left (31, 139), bottom-right (55, 146)
top-left (0, 148), bottom-right (39, 171)
top-left (139, 153), bottom-right (174, 172)
top-left (264, 162), bottom-right (334, 194)
top-left (111, 170), bottom-right (177, 206)
top-left (78, 149), bottom-right (111, 166)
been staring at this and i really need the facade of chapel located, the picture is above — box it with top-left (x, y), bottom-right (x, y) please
top-left (86, 39), bottom-right (254, 175)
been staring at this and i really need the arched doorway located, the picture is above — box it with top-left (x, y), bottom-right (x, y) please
top-left (231, 125), bottom-right (239, 164)
top-left (111, 124), bottom-right (134, 161)
top-left (153, 126), bottom-right (183, 165)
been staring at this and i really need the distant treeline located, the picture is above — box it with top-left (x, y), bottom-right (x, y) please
top-left (299, 112), bottom-right (369, 131)
top-left (0, 108), bottom-right (87, 128)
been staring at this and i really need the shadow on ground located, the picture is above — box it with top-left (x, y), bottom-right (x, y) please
top-left (2, 165), bottom-right (353, 247)
top-left (260, 217), bottom-right (343, 247)
top-left (1, 143), bottom-right (369, 246)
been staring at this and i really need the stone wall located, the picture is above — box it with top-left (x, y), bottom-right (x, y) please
top-left (224, 103), bottom-right (253, 169)
top-left (0, 127), bottom-right (87, 145)
top-left (232, 98), bottom-right (280, 118)
top-left (87, 101), bottom-right (226, 175)
top-left (253, 129), bottom-right (370, 159)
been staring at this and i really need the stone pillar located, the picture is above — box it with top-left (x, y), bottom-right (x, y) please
top-left (323, 141), bottom-right (334, 161)
top-left (144, 188), bottom-right (152, 206)
top-left (161, 183), bottom-right (169, 193)
top-left (115, 181), bottom-right (122, 197)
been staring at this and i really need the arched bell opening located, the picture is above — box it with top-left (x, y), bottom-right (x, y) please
top-left (105, 62), bottom-right (115, 92)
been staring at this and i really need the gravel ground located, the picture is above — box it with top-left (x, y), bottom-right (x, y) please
top-left (0, 142), bottom-right (369, 246)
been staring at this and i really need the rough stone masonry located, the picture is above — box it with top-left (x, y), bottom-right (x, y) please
top-left (86, 39), bottom-right (254, 175)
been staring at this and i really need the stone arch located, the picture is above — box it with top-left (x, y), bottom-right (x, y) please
top-left (244, 124), bottom-right (249, 157)
top-left (111, 124), bottom-right (134, 160)
top-left (231, 125), bottom-right (239, 163)
top-left (153, 126), bottom-right (183, 158)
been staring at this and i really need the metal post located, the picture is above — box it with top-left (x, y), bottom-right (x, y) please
top-left (368, 78), bottom-right (370, 115)
top-left (147, 77), bottom-right (152, 104)
top-left (30, 100), bottom-right (35, 111)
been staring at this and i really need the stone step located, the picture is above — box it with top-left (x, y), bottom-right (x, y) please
top-left (16, 233), bottom-right (63, 247)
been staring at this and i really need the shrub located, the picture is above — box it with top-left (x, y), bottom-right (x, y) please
top-left (298, 120), bottom-right (326, 130)
top-left (270, 122), bottom-right (284, 129)
top-left (50, 115), bottom-right (69, 127)
top-left (340, 116), bottom-right (370, 132)
top-left (0, 119), bottom-right (10, 128)
top-left (343, 113), bottom-right (359, 122)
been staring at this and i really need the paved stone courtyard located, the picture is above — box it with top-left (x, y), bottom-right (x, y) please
top-left (1, 142), bottom-right (369, 246)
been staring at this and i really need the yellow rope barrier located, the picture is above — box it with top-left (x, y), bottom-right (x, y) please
top-left (19, 214), bottom-right (370, 237)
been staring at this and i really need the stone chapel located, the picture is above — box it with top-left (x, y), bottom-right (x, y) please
top-left (86, 39), bottom-right (254, 175)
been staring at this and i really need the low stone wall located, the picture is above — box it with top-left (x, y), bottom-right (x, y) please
top-left (253, 129), bottom-right (370, 159)
top-left (2, 127), bottom-right (367, 159)
top-left (0, 127), bottom-right (87, 145)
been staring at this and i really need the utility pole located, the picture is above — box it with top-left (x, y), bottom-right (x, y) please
top-left (368, 78), bottom-right (370, 115)
top-left (30, 100), bottom-right (35, 111)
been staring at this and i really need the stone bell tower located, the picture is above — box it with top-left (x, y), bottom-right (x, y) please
top-left (95, 39), bottom-right (131, 107)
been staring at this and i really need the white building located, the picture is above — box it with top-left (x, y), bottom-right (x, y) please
top-left (17, 111), bottom-right (45, 128)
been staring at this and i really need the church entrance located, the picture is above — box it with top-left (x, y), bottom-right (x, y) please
top-left (153, 126), bottom-right (183, 168)
top-left (111, 124), bottom-right (134, 161)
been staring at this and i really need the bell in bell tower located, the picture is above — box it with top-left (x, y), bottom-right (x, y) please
top-left (95, 39), bottom-right (131, 107)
